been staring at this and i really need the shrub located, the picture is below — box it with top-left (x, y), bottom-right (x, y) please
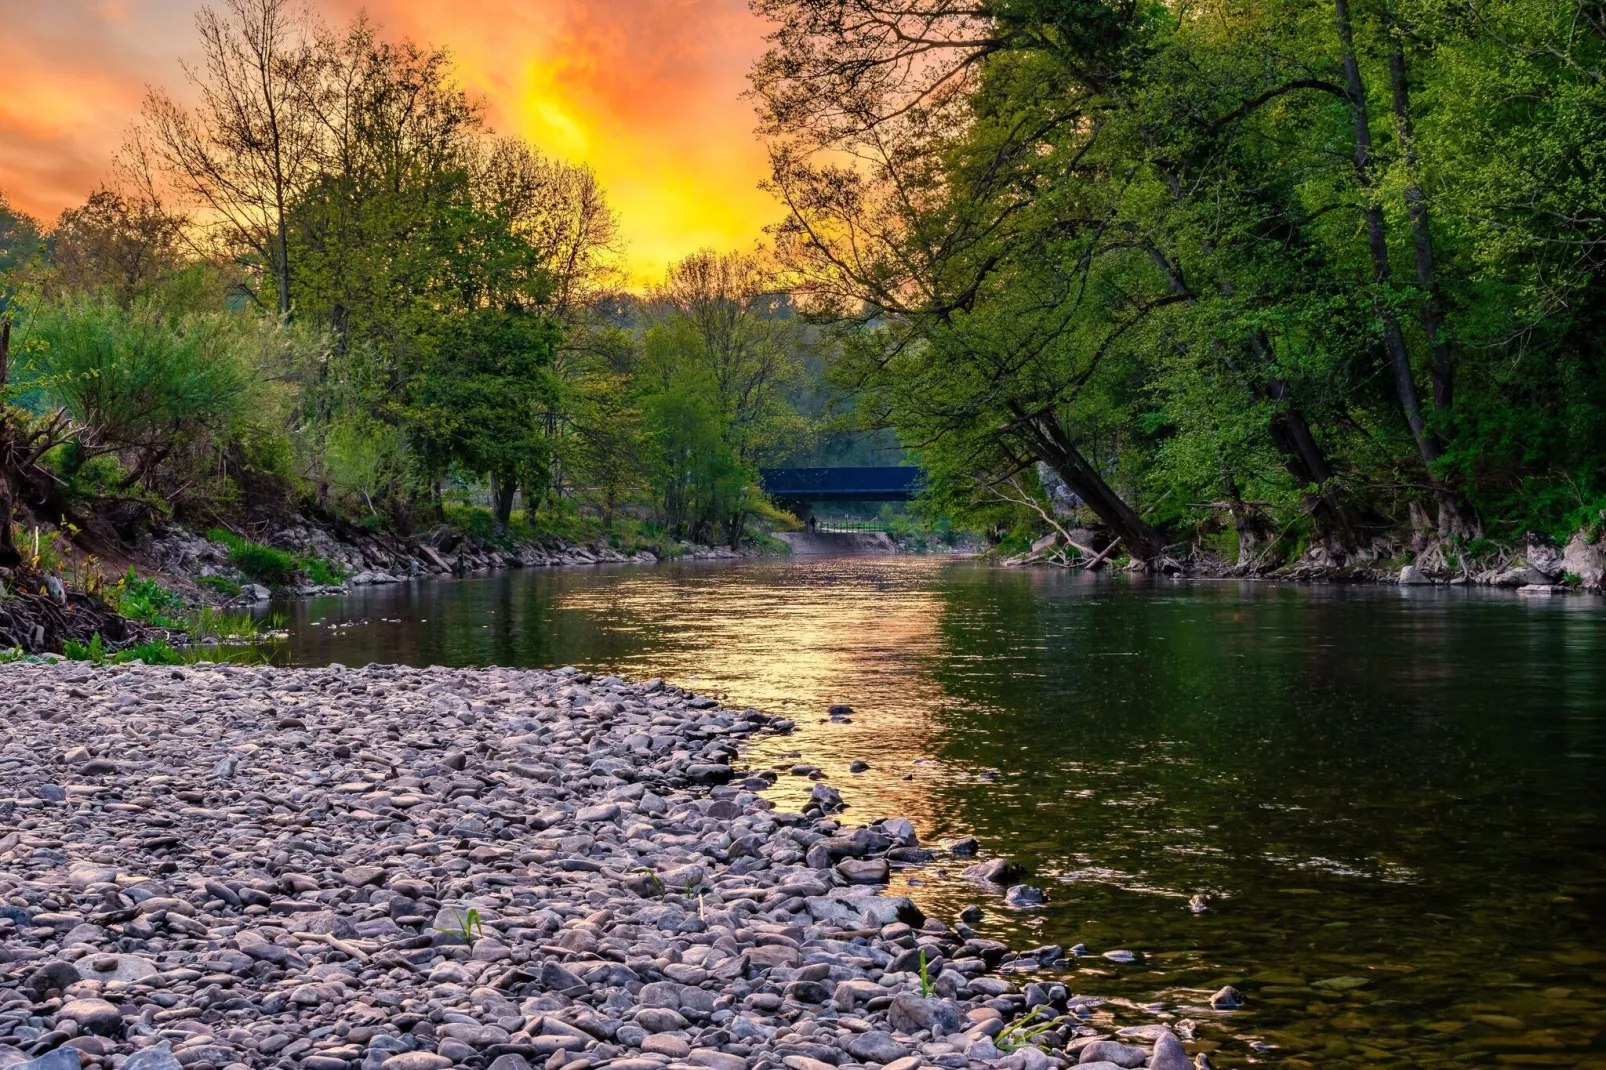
top-left (206, 528), bottom-right (298, 586)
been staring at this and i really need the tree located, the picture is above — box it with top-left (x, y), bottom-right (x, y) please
top-left (142, 0), bottom-right (316, 318)
top-left (51, 188), bottom-right (184, 306)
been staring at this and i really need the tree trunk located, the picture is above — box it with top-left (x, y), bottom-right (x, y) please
top-left (1386, 13), bottom-right (1479, 538)
top-left (1386, 16), bottom-right (1453, 420)
top-left (1221, 470), bottom-right (1271, 570)
top-left (1016, 409), bottom-right (1169, 565)
top-left (1333, 0), bottom-right (1438, 473)
top-left (491, 477), bottom-right (517, 536)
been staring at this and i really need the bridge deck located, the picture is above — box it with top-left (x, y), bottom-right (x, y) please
top-left (759, 466), bottom-right (923, 502)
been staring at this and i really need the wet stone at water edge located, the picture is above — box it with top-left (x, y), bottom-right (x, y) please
top-left (0, 661), bottom-right (1221, 1070)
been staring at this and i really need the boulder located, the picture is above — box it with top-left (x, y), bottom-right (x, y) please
top-left (1492, 566), bottom-right (1550, 587)
top-left (1561, 529), bottom-right (1605, 589)
top-left (1526, 538), bottom-right (1564, 578)
top-left (1397, 565), bottom-right (1431, 586)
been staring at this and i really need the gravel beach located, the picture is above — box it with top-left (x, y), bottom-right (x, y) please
top-left (0, 662), bottom-right (1205, 1070)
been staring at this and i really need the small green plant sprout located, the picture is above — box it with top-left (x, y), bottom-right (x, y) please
top-left (433, 906), bottom-right (484, 944)
top-left (994, 1007), bottom-right (1064, 1053)
top-left (641, 868), bottom-right (665, 896)
top-left (919, 948), bottom-right (932, 997)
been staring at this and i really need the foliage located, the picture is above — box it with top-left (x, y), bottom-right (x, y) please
top-left (752, 0), bottom-right (1606, 566)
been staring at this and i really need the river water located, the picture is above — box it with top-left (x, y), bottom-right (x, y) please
top-left (269, 557), bottom-right (1606, 1069)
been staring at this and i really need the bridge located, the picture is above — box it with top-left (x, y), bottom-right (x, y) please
top-left (759, 466), bottom-right (924, 502)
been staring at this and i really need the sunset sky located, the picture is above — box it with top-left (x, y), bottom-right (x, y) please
top-left (0, 0), bottom-right (780, 286)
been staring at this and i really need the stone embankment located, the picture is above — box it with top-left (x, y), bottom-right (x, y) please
top-left (0, 665), bottom-right (1215, 1070)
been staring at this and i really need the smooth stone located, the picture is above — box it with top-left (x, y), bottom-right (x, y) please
top-left (381, 1055), bottom-right (454, 1070)
top-left (123, 1043), bottom-right (182, 1070)
top-left (639, 1036), bottom-right (689, 1059)
top-left (1076, 1041), bottom-right (1147, 1068)
top-left (57, 998), bottom-right (122, 1035)
top-left (26, 961), bottom-right (82, 996)
top-left (847, 1033), bottom-right (908, 1064)
top-left (1148, 1032), bottom-right (1190, 1070)
top-left (837, 858), bottom-right (890, 884)
top-left (634, 1008), bottom-right (688, 1034)
top-left (1004, 885), bottom-right (1044, 907)
top-left (685, 1053), bottom-right (746, 1070)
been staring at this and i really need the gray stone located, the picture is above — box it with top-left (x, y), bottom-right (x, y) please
top-left (1397, 565), bottom-right (1430, 585)
top-left (123, 1043), bottom-right (183, 1070)
top-left (887, 994), bottom-right (961, 1037)
top-left (1148, 1032), bottom-right (1190, 1070)
top-left (1076, 1041), bottom-right (1147, 1068)
top-left (57, 997), bottom-right (122, 1035)
top-left (14, 1049), bottom-right (80, 1070)
top-left (1562, 529), bottom-right (1605, 588)
top-left (381, 1056), bottom-right (451, 1070)
top-left (635, 1007), bottom-right (689, 1033)
top-left (846, 1033), bottom-right (908, 1065)
top-left (961, 858), bottom-right (1026, 885)
top-left (76, 954), bottom-right (157, 983)
top-left (1004, 884), bottom-right (1044, 907)
top-left (837, 858), bottom-right (890, 884)
top-left (25, 960), bottom-right (81, 997)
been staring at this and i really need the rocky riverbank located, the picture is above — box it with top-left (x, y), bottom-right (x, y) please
top-left (1005, 525), bottom-right (1606, 592)
top-left (0, 663), bottom-right (1221, 1070)
top-left (141, 526), bottom-right (754, 603)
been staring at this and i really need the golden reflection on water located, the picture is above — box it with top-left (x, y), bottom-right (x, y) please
top-left (551, 558), bottom-right (964, 829)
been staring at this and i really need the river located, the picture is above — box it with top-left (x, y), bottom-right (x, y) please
top-left (267, 557), bottom-right (1606, 1069)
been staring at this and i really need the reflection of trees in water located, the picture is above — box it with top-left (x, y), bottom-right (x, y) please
top-left (912, 576), bottom-right (1606, 921)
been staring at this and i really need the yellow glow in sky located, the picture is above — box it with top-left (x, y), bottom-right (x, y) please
top-left (0, 0), bottom-right (781, 289)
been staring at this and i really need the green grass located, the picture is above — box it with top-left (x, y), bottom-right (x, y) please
top-left (110, 568), bottom-right (284, 645)
top-left (206, 528), bottom-right (298, 586)
top-left (994, 1007), bottom-right (1062, 1053)
top-left (196, 575), bottom-right (242, 598)
top-left (204, 529), bottom-right (348, 589)
top-left (62, 633), bottom-right (271, 666)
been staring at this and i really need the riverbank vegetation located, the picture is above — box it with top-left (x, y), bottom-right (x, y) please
top-left (3, 0), bottom-right (1602, 604)
top-left (751, 0), bottom-right (1606, 572)
top-left (0, 2), bottom-right (832, 588)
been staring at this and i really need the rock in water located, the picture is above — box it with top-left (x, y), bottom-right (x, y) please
top-left (1149, 1031), bottom-right (1192, 1070)
top-left (1005, 884), bottom-right (1045, 907)
top-left (1398, 564), bottom-right (1431, 585)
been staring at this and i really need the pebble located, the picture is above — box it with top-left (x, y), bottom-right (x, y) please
top-left (0, 661), bottom-right (1199, 1070)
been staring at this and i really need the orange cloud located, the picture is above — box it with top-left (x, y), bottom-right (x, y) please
top-left (0, 0), bottom-right (780, 287)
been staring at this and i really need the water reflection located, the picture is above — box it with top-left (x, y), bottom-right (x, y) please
top-left (272, 561), bottom-right (1606, 1068)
